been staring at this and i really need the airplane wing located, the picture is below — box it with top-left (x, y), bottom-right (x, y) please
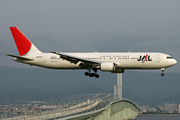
top-left (50, 51), bottom-right (101, 67)
top-left (5, 54), bottom-right (34, 61)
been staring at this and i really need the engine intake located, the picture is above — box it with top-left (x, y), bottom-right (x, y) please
top-left (76, 62), bottom-right (86, 68)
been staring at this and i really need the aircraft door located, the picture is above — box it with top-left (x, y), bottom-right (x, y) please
top-left (156, 54), bottom-right (160, 62)
top-left (42, 56), bottom-right (47, 63)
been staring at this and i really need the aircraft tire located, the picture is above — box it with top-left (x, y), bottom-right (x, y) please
top-left (160, 73), bottom-right (164, 77)
top-left (89, 73), bottom-right (93, 77)
top-left (95, 74), bottom-right (99, 78)
top-left (84, 72), bottom-right (89, 76)
top-left (92, 73), bottom-right (95, 76)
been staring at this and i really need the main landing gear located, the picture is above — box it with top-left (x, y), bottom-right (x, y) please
top-left (160, 68), bottom-right (165, 77)
top-left (84, 68), bottom-right (99, 78)
top-left (84, 72), bottom-right (99, 78)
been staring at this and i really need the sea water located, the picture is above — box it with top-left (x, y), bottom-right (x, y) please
top-left (137, 116), bottom-right (180, 120)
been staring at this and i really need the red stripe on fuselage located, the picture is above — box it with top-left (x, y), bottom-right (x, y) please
top-left (142, 54), bottom-right (148, 63)
top-left (10, 27), bottom-right (31, 56)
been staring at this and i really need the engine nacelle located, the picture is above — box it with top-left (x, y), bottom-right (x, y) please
top-left (111, 68), bottom-right (124, 73)
top-left (101, 62), bottom-right (115, 71)
top-left (76, 62), bottom-right (86, 68)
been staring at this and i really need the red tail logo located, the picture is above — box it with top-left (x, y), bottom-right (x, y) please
top-left (10, 27), bottom-right (31, 56)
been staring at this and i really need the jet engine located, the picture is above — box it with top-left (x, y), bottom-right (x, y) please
top-left (76, 62), bottom-right (86, 68)
top-left (100, 62), bottom-right (115, 71)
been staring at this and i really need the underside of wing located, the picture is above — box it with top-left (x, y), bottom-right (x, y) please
top-left (51, 51), bottom-right (101, 67)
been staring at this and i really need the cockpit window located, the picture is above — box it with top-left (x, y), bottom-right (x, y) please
top-left (167, 56), bottom-right (173, 59)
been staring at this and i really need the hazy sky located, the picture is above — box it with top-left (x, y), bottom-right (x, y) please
top-left (1, 0), bottom-right (180, 73)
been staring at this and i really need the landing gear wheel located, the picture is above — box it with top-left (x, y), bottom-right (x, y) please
top-left (84, 72), bottom-right (89, 76)
top-left (89, 73), bottom-right (93, 77)
top-left (160, 73), bottom-right (164, 77)
top-left (95, 74), bottom-right (99, 78)
top-left (92, 73), bottom-right (95, 76)
top-left (160, 68), bottom-right (165, 77)
top-left (84, 69), bottom-right (100, 78)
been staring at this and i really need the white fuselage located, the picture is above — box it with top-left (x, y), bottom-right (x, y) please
top-left (14, 52), bottom-right (177, 70)
top-left (8, 27), bottom-right (177, 77)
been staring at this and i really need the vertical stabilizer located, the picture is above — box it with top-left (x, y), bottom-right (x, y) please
top-left (10, 27), bottom-right (42, 56)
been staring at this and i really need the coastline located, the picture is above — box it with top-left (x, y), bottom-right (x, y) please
top-left (139, 114), bottom-right (180, 116)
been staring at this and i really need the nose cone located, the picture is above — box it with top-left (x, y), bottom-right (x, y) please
top-left (173, 59), bottom-right (177, 65)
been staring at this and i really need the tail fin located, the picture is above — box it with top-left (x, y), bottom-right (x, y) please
top-left (10, 27), bottom-right (42, 56)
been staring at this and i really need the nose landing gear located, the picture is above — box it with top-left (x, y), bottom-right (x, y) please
top-left (160, 68), bottom-right (165, 77)
top-left (160, 73), bottom-right (164, 76)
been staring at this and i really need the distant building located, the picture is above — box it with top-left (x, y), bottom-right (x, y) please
top-left (164, 103), bottom-right (177, 112)
top-left (157, 103), bottom-right (177, 113)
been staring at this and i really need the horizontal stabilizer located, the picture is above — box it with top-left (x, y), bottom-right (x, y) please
top-left (5, 54), bottom-right (33, 61)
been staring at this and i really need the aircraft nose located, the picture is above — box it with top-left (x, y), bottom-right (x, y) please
top-left (173, 59), bottom-right (177, 65)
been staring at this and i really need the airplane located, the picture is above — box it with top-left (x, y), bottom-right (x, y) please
top-left (6, 27), bottom-right (177, 78)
